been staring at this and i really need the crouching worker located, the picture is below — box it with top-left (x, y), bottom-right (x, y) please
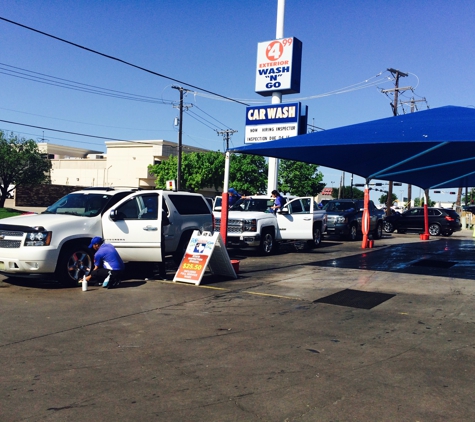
top-left (85, 236), bottom-right (124, 289)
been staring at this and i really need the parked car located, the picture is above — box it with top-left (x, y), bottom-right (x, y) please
top-left (0, 188), bottom-right (213, 284)
top-left (383, 207), bottom-right (462, 236)
top-left (324, 199), bottom-right (385, 240)
top-left (214, 195), bottom-right (327, 254)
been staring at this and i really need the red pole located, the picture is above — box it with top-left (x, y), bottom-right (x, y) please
top-left (361, 187), bottom-right (370, 249)
top-left (220, 192), bottom-right (229, 245)
top-left (423, 202), bottom-right (429, 236)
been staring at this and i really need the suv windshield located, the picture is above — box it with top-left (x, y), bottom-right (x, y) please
top-left (324, 201), bottom-right (357, 212)
top-left (43, 193), bottom-right (112, 217)
top-left (230, 198), bottom-right (273, 212)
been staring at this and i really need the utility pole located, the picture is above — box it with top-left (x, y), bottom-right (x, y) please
top-left (382, 68), bottom-right (409, 215)
top-left (216, 129), bottom-right (238, 151)
top-left (383, 68), bottom-right (410, 117)
top-left (172, 86), bottom-right (192, 191)
top-left (399, 97), bottom-right (428, 209)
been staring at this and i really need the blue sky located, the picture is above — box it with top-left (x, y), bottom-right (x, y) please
top-left (1, 0), bottom-right (474, 203)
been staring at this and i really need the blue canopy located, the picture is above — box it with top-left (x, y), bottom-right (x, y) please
top-left (230, 106), bottom-right (475, 189)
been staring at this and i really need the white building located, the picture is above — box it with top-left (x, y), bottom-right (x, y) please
top-left (41, 140), bottom-right (209, 190)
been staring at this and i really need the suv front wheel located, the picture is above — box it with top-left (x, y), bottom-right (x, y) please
top-left (348, 224), bottom-right (358, 241)
top-left (259, 230), bottom-right (276, 255)
top-left (56, 245), bottom-right (93, 286)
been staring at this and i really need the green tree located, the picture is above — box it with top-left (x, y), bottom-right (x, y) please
top-left (0, 131), bottom-right (52, 208)
top-left (148, 151), bottom-right (225, 192)
top-left (414, 197), bottom-right (435, 207)
top-left (278, 159), bottom-right (324, 197)
top-left (229, 154), bottom-right (267, 195)
top-left (379, 193), bottom-right (398, 205)
top-left (148, 151), bottom-right (267, 194)
top-left (331, 186), bottom-right (364, 199)
top-left (462, 187), bottom-right (475, 205)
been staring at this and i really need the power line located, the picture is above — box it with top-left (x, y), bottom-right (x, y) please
top-left (0, 106), bottom-right (175, 133)
top-left (0, 119), bottom-right (129, 141)
top-left (192, 104), bottom-right (232, 130)
top-left (0, 121), bottom-right (205, 152)
top-left (185, 110), bottom-right (220, 132)
top-left (0, 62), bottom-right (239, 133)
top-left (0, 62), bottom-right (237, 139)
top-left (0, 16), bottom-right (249, 107)
top-left (0, 62), bottom-right (174, 105)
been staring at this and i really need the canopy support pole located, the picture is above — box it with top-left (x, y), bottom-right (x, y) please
top-left (361, 179), bottom-right (372, 249)
top-left (220, 151), bottom-right (231, 245)
top-left (421, 189), bottom-right (430, 240)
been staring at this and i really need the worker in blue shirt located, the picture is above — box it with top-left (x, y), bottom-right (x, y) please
top-left (85, 236), bottom-right (125, 288)
top-left (270, 190), bottom-right (286, 213)
top-left (228, 188), bottom-right (242, 207)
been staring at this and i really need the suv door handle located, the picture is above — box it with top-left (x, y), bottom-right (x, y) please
top-left (143, 225), bottom-right (158, 231)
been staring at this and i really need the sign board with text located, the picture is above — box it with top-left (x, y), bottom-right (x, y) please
top-left (173, 231), bottom-right (236, 285)
top-left (245, 102), bottom-right (301, 144)
top-left (255, 37), bottom-right (302, 96)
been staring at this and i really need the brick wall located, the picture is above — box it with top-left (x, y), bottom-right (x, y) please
top-left (15, 185), bottom-right (87, 207)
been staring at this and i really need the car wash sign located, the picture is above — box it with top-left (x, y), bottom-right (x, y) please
top-left (245, 102), bottom-right (300, 144)
top-left (255, 37), bottom-right (302, 96)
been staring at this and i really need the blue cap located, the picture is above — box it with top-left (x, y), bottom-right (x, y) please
top-left (228, 188), bottom-right (238, 195)
top-left (89, 236), bottom-right (103, 248)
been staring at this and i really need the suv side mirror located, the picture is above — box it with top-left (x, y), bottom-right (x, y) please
top-left (110, 209), bottom-right (120, 221)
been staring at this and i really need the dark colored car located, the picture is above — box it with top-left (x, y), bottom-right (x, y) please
top-left (383, 207), bottom-right (462, 236)
top-left (324, 199), bottom-right (385, 240)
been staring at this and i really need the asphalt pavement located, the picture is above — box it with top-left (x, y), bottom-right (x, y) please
top-left (1, 226), bottom-right (475, 421)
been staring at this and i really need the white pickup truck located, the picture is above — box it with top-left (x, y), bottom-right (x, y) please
top-left (214, 195), bottom-right (327, 254)
top-left (0, 188), bottom-right (213, 285)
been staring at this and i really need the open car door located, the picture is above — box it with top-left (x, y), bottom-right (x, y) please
top-left (276, 197), bottom-right (315, 239)
top-left (102, 192), bottom-right (163, 262)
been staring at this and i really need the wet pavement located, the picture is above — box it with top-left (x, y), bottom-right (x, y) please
top-left (1, 230), bottom-right (475, 421)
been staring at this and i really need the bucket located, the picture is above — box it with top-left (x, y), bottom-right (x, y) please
top-left (231, 260), bottom-right (240, 274)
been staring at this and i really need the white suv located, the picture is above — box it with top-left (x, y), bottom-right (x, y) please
top-left (0, 188), bottom-right (213, 284)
